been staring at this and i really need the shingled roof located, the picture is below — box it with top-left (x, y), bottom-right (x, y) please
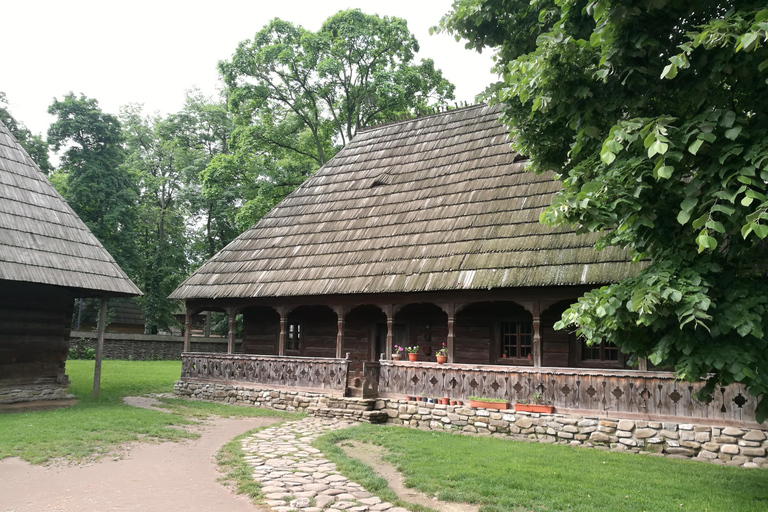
top-left (0, 121), bottom-right (141, 297)
top-left (171, 104), bottom-right (637, 301)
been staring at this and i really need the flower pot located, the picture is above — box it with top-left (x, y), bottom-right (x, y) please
top-left (449, 400), bottom-right (457, 406)
top-left (440, 397), bottom-right (450, 405)
top-left (436, 355), bottom-right (447, 364)
top-left (514, 403), bottom-right (554, 414)
top-left (408, 353), bottom-right (418, 362)
top-left (469, 399), bottom-right (509, 410)
top-left (420, 397), bottom-right (427, 402)
top-left (406, 395), bottom-right (416, 401)
top-left (392, 353), bottom-right (402, 361)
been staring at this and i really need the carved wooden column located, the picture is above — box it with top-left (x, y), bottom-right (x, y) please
top-left (381, 304), bottom-right (394, 360)
top-left (277, 306), bottom-right (287, 356)
top-left (523, 300), bottom-right (543, 367)
top-left (333, 306), bottom-right (347, 359)
top-left (183, 306), bottom-right (192, 353)
top-left (439, 303), bottom-right (456, 363)
top-left (227, 307), bottom-right (236, 354)
top-left (637, 357), bottom-right (648, 371)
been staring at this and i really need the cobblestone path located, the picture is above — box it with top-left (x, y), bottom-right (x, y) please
top-left (242, 417), bottom-right (412, 512)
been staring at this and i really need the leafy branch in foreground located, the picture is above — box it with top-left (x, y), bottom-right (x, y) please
top-left (440, 1), bottom-right (768, 421)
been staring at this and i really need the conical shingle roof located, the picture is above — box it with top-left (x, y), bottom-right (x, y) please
top-left (0, 120), bottom-right (141, 297)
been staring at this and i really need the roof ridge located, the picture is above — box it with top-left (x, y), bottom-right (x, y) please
top-left (357, 102), bottom-right (486, 133)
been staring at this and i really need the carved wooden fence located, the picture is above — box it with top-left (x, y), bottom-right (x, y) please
top-left (180, 353), bottom-right (349, 393)
top-left (377, 361), bottom-right (760, 425)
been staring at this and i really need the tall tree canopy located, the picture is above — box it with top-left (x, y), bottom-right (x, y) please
top-left (48, 93), bottom-right (139, 276)
top-left (213, 9), bottom-right (455, 230)
top-left (441, 1), bottom-right (768, 420)
top-left (0, 92), bottom-right (52, 173)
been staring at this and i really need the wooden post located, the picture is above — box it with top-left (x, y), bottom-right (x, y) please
top-left (638, 357), bottom-right (648, 371)
top-left (334, 306), bottom-right (346, 359)
top-left (385, 306), bottom-right (394, 360)
top-left (278, 307), bottom-right (287, 356)
top-left (530, 301), bottom-right (543, 367)
top-left (92, 295), bottom-right (108, 398)
top-left (183, 307), bottom-right (192, 353)
top-left (440, 303), bottom-right (456, 363)
top-left (227, 308), bottom-right (236, 354)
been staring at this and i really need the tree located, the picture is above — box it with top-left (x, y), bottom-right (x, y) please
top-left (0, 92), bottom-right (52, 173)
top-left (219, 8), bottom-right (456, 167)
top-left (440, 1), bottom-right (768, 421)
top-left (48, 93), bottom-right (139, 276)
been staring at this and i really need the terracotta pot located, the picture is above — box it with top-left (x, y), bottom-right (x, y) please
top-left (406, 395), bottom-right (416, 401)
top-left (515, 403), bottom-right (554, 414)
top-left (436, 355), bottom-right (447, 364)
top-left (408, 353), bottom-right (418, 362)
top-left (469, 399), bottom-right (509, 410)
top-left (449, 400), bottom-right (457, 406)
top-left (440, 397), bottom-right (450, 405)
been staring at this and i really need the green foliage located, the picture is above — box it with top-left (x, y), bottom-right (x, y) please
top-left (48, 93), bottom-right (140, 276)
top-left (441, 1), bottom-right (768, 422)
top-left (67, 338), bottom-right (96, 360)
top-left (0, 92), bottom-right (53, 173)
top-left (318, 424), bottom-right (768, 512)
top-left (212, 9), bottom-right (456, 230)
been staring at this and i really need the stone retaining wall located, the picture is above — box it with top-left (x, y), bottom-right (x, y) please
top-left (70, 331), bottom-right (240, 361)
top-left (0, 383), bottom-right (74, 404)
top-left (174, 380), bottom-right (767, 468)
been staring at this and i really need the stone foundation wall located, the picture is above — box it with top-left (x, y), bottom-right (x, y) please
top-left (0, 383), bottom-right (74, 404)
top-left (70, 331), bottom-right (240, 361)
top-left (174, 380), bottom-right (767, 468)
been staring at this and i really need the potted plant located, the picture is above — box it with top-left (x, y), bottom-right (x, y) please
top-left (468, 396), bottom-right (509, 410)
top-left (436, 343), bottom-right (447, 363)
top-left (439, 397), bottom-right (450, 405)
top-left (404, 345), bottom-right (419, 361)
top-left (392, 345), bottom-right (404, 361)
top-left (514, 391), bottom-right (554, 413)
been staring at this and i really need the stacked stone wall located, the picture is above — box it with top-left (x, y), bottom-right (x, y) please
top-left (174, 380), bottom-right (767, 468)
top-left (0, 383), bottom-right (74, 404)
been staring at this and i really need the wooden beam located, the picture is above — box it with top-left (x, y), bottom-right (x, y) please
top-left (92, 296), bottom-right (108, 398)
top-left (277, 306), bottom-right (287, 356)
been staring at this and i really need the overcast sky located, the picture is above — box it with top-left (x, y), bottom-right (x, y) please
top-left (1, 0), bottom-right (498, 139)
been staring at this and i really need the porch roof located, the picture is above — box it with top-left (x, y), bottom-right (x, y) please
top-left (171, 104), bottom-right (638, 300)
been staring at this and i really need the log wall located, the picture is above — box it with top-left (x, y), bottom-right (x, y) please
top-left (0, 282), bottom-right (74, 403)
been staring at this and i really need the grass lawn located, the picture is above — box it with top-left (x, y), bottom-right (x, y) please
top-left (0, 360), bottom-right (301, 464)
top-left (316, 424), bottom-right (768, 512)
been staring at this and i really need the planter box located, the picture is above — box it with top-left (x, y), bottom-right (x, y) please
top-left (514, 403), bottom-right (554, 414)
top-left (469, 399), bottom-right (508, 410)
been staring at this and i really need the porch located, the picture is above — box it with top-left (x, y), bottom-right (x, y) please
top-left (177, 353), bottom-right (760, 426)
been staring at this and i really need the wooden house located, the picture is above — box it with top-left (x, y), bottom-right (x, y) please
top-left (170, 105), bottom-right (758, 425)
top-left (0, 120), bottom-right (141, 404)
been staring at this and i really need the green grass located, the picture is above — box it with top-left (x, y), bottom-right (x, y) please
top-left (316, 424), bottom-right (768, 512)
top-left (0, 360), bottom-right (300, 464)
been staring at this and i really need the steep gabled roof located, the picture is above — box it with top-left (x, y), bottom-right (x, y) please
top-left (171, 104), bottom-right (637, 300)
top-left (0, 121), bottom-right (141, 297)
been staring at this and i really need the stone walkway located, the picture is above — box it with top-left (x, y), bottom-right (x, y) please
top-left (242, 417), bottom-right (411, 512)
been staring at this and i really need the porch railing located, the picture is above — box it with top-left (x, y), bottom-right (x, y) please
top-left (180, 353), bottom-right (349, 394)
top-left (377, 361), bottom-right (760, 426)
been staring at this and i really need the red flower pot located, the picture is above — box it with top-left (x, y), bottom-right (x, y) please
top-left (408, 353), bottom-right (418, 362)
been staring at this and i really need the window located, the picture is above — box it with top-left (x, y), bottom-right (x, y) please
top-left (286, 323), bottom-right (301, 351)
top-left (501, 322), bottom-right (532, 359)
top-left (582, 339), bottom-right (619, 362)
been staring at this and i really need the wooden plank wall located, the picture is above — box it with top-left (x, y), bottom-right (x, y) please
top-left (242, 307), bottom-right (279, 355)
top-left (0, 282), bottom-right (73, 388)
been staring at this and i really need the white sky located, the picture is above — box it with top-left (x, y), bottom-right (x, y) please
top-left (1, 0), bottom-right (498, 139)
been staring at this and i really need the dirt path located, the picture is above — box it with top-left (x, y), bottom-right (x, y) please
top-left (0, 414), bottom-right (277, 512)
top-left (340, 441), bottom-right (479, 512)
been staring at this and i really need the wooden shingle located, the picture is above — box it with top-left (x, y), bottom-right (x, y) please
top-left (171, 105), bottom-right (638, 300)
top-left (0, 121), bottom-right (141, 297)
